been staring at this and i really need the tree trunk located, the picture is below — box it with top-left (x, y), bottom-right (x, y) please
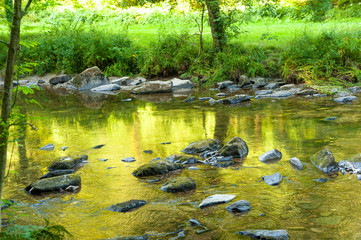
top-left (0, 0), bottom-right (22, 230)
top-left (205, 0), bottom-right (226, 51)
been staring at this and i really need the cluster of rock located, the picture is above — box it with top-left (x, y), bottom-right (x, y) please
top-left (25, 155), bottom-right (87, 195)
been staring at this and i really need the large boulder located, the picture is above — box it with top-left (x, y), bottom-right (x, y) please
top-left (160, 177), bottom-right (196, 192)
top-left (47, 155), bottom-right (88, 171)
top-left (181, 139), bottom-right (221, 154)
top-left (70, 66), bottom-right (110, 90)
top-left (25, 174), bottom-right (81, 195)
top-left (217, 137), bottom-right (248, 158)
top-left (238, 75), bottom-right (251, 87)
top-left (109, 200), bottom-right (147, 212)
top-left (131, 81), bottom-right (172, 94)
top-left (217, 81), bottom-right (233, 89)
top-left (171, 78), bottom-right (193, 90)
top-left (310, 148), bottom-right (338, 174)
top-left (132, 160), bottom-right (184, 177)
top-left (237, 230), bottom-right (289, 240)
top-left (49, 75), bottom-right (72, 85)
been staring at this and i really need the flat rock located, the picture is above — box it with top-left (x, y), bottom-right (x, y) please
top-left (131, 81), bottom-right (172, 94)
top-left (160, 177), bottom-right (196, 192)
top-left (111, 77), bottom-right (132, 86)
top-left (217, 81), bottom-right (233, 89)
top-left (264, 90), bottom-right (293, 98)
top-left (259, 149), bottom-right (282, 163)
top-left (199, 97), bottom-right (212, 101)
top-left (48, 155), bottom-right (88, 170)
top-left (217, 137), bottom-right (248, 158)
top-left (40, 143), bottom-right (54, 151)
top-left (132, 160), bottom-right (184, 177)
top-left (255, 90), bottom-right (273, 95)
top-left (264, 82), bottom-right (280, 89)
top-left (310, 149), bottom-right (338, 173)
top-left (289, 157), bottom-right (303, 170)
top-left (70, 66), bottom-right (110, 90)
top-left (183, 96), bottom-right (195, 103)
top-left (199, 194), bottom-right (235, 209)
top-left (263, 172), bottom-right (283, 186)
top-left (171, 78), bottom-right (193, 90)
top-left (109, 236), bottom-right (148, 240)
top-left (40, 169), bottom-right (75, 179)
top-left (91, 84), bottom-right (121, 92)
top-left (122, 157), bottom-right (136, 162)
top-left (182, 139), bottom-right (220, 154)
top-left (297, 89), bottom-right (316, 95)
top-left (218, 94), bottom-right (251, 104)
top-left (188, 166), bottom-right (200, 170)
top-left (280, 84), bottom-right (295, 90)
top-left (109, 200), bottom-right (147, 212)
top-left (334, 96), bottom-right (357, 103)
top-left (143, 150), bottom-right (153, 154)
top-left (49, 75), bottom-right (72, 85)
top-left (216, 93), bottom-right (227, 97)
top-left (226, 200), bottom-right (251, 213)
top-left (25, 174), bottom-right (81, 195)
top-left (237, 230), bottom-right (289, 240)
top-left (189, 218), bottom-right (200, 226)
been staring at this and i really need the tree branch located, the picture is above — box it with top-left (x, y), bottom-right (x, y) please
top-left (0, 40), bottom-right (9, 47)
top-left (26, 122), bottom-right (38, 131)
top-left (21, 0), bottom-right (33, 18)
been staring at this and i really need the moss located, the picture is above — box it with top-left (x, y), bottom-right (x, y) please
top-left (132, 160), bottom-right (185, 177)
top-left (160, 177), bottom-right (196, 192)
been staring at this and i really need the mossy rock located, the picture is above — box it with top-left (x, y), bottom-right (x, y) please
top-left (212, 161), bottom-right (235, 168)
top-left (48, 155), bottom-right (87, 170)
top-left (71, 66), bottom-right (109, 90)
top-left (109, 200), bottom-right (147, 213)
top-left (109, 236), bottom-right (148, 240)
top-left (25, 174), bottom-right (81, 195)
top-left (160, 177), bottom-right (196, 192)
top-left (217, 137), bottom-right (248, 158)
top-left (310, 149), bottom-right (338, 173)
top-left (181, 139), bottom-right (220, 154)
top-left (165, 154), bottom-right (200, 164)
top-left (132, 160), bottom-right (185, 177)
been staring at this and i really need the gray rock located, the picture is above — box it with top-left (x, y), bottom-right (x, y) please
top-left (25, 81), bottom-right (39, 88)
top-left (131, 81), bottom-right (172, 94)
top-left (225, 200), bottom-right (251, 213)
top-left (289, 157), bottom-right (303, 170)
top-left (13, 80), bottom-right (29, 86)
top-left (337, 91), bottom-right (351, 97)
top-left (310, 149), bottom-right (338, 174)
top-left (109, 200), bottom-right (147, 212)
top-left (314, 94), bottom-right (327, 97)
top-left (61, 146), bottom-right (68, 151)
top-left (183, 96), bottom-right (195, 103)
top-left (165, 154), bottom-right (200, 164)
top-left (91, 84), bottom-right (121, 92)
top-left (25, 174), bottom-right (81, 195)
top-left (122, 157), bottom-right (136, 162)
top-left (217, 137), bottom-right (248, 158)
top-left (255, 90), bottom-right (273, 95)
top-left (70, 66), bottom-right (110, 90)
top-left (313, 178), bottom-right (329, 182)
top-left (297, 89), bottom-right (316, 95)
top-left (49, 75), bottom-right (72, 85)
top-left (199, 97), bottom-right (212, 101)
top-left (217, 81), bottom-right (233, 89)
top-left (238, 75), bottom-right (251, 87)
top-left (171, 78), bottom-right (193, 90)
top-left (267, 90), bottom-right (293, 98)
top-left (251, 77), bottom-right (268, 88)
top-left (40, 169), bottom-right (75, 179)
top-left (48, 155), bottom-right (88, 170)
top-left (110, 236), bottom-right (148, 240)
top-left (334, 96), bottom-right (357, 103)
top-left (325, 117), bottom-right (337, 121)
top-left (131, 77), bottom-right (147, 86)
top-left (280, 84), bottom-right (295, 90)
top-left (122, 98), bottom-right (132, 102)
top-left (211, 161), bottom-right (235, 168)
top-left (188, 166), bottom-right (200, 170)
top-left (226, 85), bottom-right (241, 92)
top-left (132, 160), bottom-right (184, 177)
top-left (93, 144), bottom-right (105, 149)
top-left (160, 177), bottom-right (196, 192)
top-left (259, 149), bottom-right (282, 163)
top-left (143, 150), bottom-right (153, 154)
top-left (263, 172), bottom-right (283, 186)
top-left (208, 98), bottom-right (217, 105)
top-left (348, 86), bottom-right (361, 93)
top-left (189, 218), bottom-right (200, 226)
top-left (40, 143), bottom-right (54, 151)
top-left (111, 77), bottom-right (132, 86)
top-left (199, 194), bottom-right (236, 209)
top-left (237, 229), bottom-right (289, 240)
top-left (218, 94), bottom-right (251, 104)
top-left (216, 93), bottom-right (227, 97)
top-left (182, 139), bottom-right (220, 154)
top-left (338, 160), bottom-right (361, 175)
top-left (264, 82), bottom-right (280, 89)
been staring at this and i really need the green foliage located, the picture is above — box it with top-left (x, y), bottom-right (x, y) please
top-left (305, 0), bottom-right (333, 22)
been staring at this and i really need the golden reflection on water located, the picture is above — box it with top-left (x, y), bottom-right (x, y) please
top-left (3, 91), bottom-right (361, 239)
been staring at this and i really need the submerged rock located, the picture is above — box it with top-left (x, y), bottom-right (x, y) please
top-left (226, 200), bottom-right (251, 213)
top-left (25, 174), bottom-right (81, 195)
top-left (48, 155), bottom-right (88, 171)
top-left (310, 149), bottom-right (338, 174)
top-left (70, 66), bottom-right (110, 90)
top-left (109, 236), bottom-right (148, 240)
top-left (218, 94), bottom-right (252, 104)
top-left (259, 149), bottom-right (282, 163)
top-left (109, 200), bottom-right (147, 213)
top-left (122, 157), bottom-right (136, 162)
top-left (132, 160), bottom-right (184, 177)
top-left (289, 157), bottom-right (303, 170)
top-left (93, 144), bottom-right (105, 149)
top-left (199, 194), bottom-right (236, 209)
top-left (263, 172), bottom-right (283, 186)
top-left (40, 143), bottom-right (54, 151)
top-left (165, 154), bottom-right (200, 164)
top-left (237, 229), bottom-right (289, 240)
top-left (334, 96), bottom-right (358, 103)
top-left (160, 177), bottom-right (196, 192)
top-left (189, 218), bottom-right (200, 226)
top-left (182, 139), bottom-right (220, 154)
top-left (40, 169), bottom-right (75, 179)
top-left (211, 161), bottom-right (235, 168)
top-left (217, 137), bottom-right (248, 158)
top-left (131, 81), bottom-right (172, 94)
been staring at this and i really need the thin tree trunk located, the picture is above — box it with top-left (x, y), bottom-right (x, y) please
top-left (205, 0), bottom-right (226, 51)
top-left (0, 0), bottom-right (22, 231)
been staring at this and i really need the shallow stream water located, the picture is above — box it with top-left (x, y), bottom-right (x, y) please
top-left (3, 89), bottom-right (361, 239)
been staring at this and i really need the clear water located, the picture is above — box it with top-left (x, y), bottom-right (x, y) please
top-left (3, 89), bottom-right (361, 239)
